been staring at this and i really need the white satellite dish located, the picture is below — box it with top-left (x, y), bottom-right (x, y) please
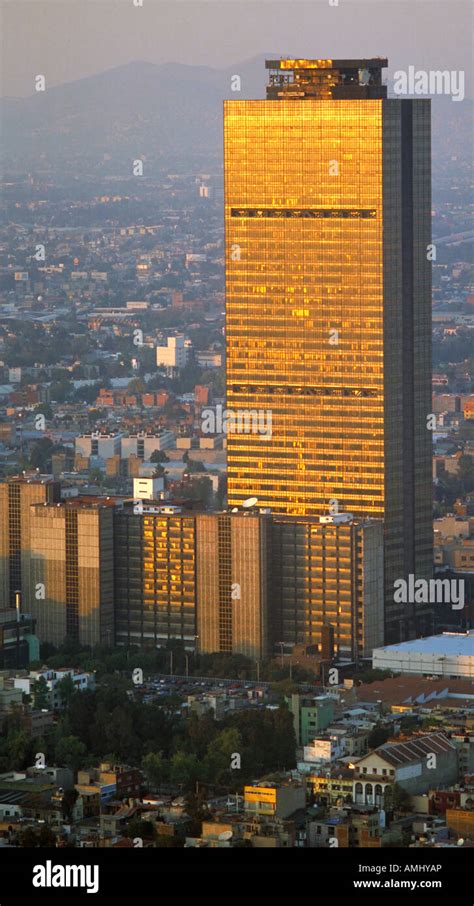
top-left (242, 497), bottom-right (258, 508)
top-left (231, 507), bottom-right (239, 512)
top-left (218, 830), bottom-right (233, 841)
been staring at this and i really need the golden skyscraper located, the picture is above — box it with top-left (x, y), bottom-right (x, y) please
top-left (224, 59), bottom-right (433, 642)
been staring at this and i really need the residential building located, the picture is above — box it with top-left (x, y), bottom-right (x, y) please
top-left (13, 668), bottom-right (96, 710)
top-left (244, 780), bottom-right (305, 820)
top-left (307, 768), bottom-right (354, 808)
top-left (132, 477), bottom-right (165, 500)
top-left (75, 434), bottom-right (121, 461)
top-left (286, 693), bottom-right (335, 746)
top-left (121, 433), bottom-right (175, 459)
top-left (156, 336), bottom-right (189, 372)
top-left (445, 808), bottom-right (474, 840)
top-left (76, 763), bottom-right (141, 808)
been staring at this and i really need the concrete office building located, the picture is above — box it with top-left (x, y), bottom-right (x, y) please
top-left (114, 507), bottom-right (270, 660)
top-left (0, 476), bottom-right (60, 610)
top-left (114, 505), bottom-right (197, 650)
top-left (75, 434), bottom-right (122, 461)
top-left (28, 501), bottom-right (114, 647)
top-left (270, 514), bottom-right (384, 659)
top-left (196, 512), bottom-right (271, 660)
top-left (121, 433), bottom-right (175, 459)
top-left (156, 336), bottom-right (189, 372)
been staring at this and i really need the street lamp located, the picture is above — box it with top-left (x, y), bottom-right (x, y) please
top-left (194, 635), bottom-right (199, 674)
top-left (278, 641), bottom-right (284, 668)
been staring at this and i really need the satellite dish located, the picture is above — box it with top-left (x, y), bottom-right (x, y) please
top-left (218, 830), bottom-right (233, 841)
top-left (231, 507), bottom-right (239, 512)
top-left (242, 497), bottom-right (258, 508)
top-left (359, 68), bottom-right (370, 86)
top-left (457, 838), bottom-right (464, 846)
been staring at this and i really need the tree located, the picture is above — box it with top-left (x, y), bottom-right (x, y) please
top-left (89, 468), bottom-right (105, 486)
top-left (38, 825), bottom-right (57, 847)
top-left (61, 788), bottom-right (79, 821)
top-left (458, 454), bottom-right (474, 494)
top-left (124, 819), bottom-right (155, 840)
top-left (55, 674), bottom-right (76, 710)
top-left (29, 438), bottom-right (54, 472)
top-left (150, 450), bottom-right (169, 464)
top-left (186, 713), bottom-right (217, 760)
top-left (0, 728), bottom-right (33, 771)
top-left (20, 828), bottom-right (38, 847)
top-left (33, 676), bottom-right (50, 710)
top-left (390, 783), bottom-right (412, 813)
top-left (142, 752), bottom-right (166, 789)
top-left (127, 378), bottom-right (145, 394)
top-left (103, 705), bottom-right (141, 762)
top-left (184, 789), bottom-right (211, 836)
top-left (169, 751), bottom-right (201, 791)
top-left (155, 833), bottom-right (185, 848)
top-left (185, 459), bottom-right (206, 474)
top-left (204, 728), bottom-right (243, 787)
top-left (367, 724), bottom-right (390, 750)
top-left (272, 706), bottom-right (297, 770)
top-left (35, 402), bottom-right (53, 421)
top-left (399, 716), bottom-right (418, 735)
top-left (55, 735), bottom-right (87, 772)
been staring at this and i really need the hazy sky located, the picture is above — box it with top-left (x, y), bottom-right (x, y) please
top-left (1, 0), bottom-right (472, 97)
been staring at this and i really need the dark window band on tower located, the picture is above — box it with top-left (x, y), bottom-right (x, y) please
top-left (230, 208), bottom-right (377, 219)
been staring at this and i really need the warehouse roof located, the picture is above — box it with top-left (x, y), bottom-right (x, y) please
top-left (356, 732), bottom-right (455, 768)
top-left (374, 632), bottom-right (474, 658)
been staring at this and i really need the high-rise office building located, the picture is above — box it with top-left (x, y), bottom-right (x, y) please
top-left (270, 513), bottom-right (384, 659)
top-left (224, 58), bottom-right (432, 643)
top-left (0, 476), bottom-right (60, 610)
top-left (29, 500), bottom-right (114, 647)
top-left (114, 506), bottom-right (197, 649)
top-left (114, 506), bottom-right (270, 658)
top-left (113, 506), bottom-right (382, 662)
top-left (196, 512), bottom-right (270, 660)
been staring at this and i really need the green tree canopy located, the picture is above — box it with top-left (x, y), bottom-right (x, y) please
top-left (55, 735), bottom-right (87, 772)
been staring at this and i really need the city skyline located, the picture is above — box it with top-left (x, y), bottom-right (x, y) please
top-left (0, 0), bottom-right (473, 878)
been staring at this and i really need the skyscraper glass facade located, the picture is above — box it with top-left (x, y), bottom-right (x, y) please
top-left (225, 60), bottom-right (432, 641)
